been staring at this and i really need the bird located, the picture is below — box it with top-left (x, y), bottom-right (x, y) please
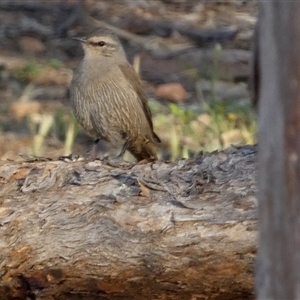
top-left (70, 28), bottom-right (160, 163)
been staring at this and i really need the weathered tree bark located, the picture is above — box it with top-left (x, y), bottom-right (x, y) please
top-left (256, 2), bottom-right (300, 299)
top-left (0, 146), bottom-right (257, 300)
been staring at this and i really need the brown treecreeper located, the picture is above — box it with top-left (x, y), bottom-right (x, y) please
top-left (70, 28), bottom-right (160, 163)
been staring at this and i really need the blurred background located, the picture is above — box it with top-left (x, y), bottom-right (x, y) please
top-left (0, 0), bottom-right (257, 161)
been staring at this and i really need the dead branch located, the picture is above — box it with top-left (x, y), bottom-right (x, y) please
top-left (0, 145), bottom-right (257, 300)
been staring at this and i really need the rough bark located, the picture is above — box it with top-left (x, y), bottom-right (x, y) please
top-left (0, 146), bottom-right (257, 300)
top-left (256, 2), bottom-right (300, 299)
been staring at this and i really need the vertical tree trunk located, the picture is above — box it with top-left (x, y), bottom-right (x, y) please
top-left (257, 1), bottom-right (300, 299)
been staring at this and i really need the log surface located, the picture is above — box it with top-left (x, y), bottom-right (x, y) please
top-left (0, 146), bottom-right (257, 300)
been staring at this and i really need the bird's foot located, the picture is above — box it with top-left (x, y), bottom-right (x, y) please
top-left (99, 155), bottom-right (134, 169)
top-left (58, 154), bottom-right (85, 162)
top-left (137, 157), bottom-right (157, 165)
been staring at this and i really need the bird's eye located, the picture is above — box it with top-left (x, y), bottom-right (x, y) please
top-left (96, 41), bottom-right (105, 47)
top-left (90, 41), bottom-right (106, 47)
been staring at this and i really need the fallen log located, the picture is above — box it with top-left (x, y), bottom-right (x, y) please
top-left (0, 145), bottom-right (257, 300)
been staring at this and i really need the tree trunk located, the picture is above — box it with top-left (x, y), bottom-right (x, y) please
top-left (256, 2), bottom-right (300, 299)
top-left (0, 146), bottom-right (257, 300)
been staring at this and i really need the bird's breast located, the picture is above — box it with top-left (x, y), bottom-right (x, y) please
top-left (71, 63), bottom-right (154, 144)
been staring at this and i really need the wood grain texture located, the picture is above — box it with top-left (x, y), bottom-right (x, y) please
top-left (0, 145), bottom-right (257, 300)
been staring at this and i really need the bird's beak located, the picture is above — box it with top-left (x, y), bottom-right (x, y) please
top-left (72, 37), bottom-right (87, 44)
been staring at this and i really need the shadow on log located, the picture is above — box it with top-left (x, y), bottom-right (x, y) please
top-left (0, 145), bottom-right (257, 300)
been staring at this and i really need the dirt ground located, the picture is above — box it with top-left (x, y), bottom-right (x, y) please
top-left (0, 0), bottom-right (257, 161)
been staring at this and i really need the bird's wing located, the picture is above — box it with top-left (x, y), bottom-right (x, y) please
top-left (119, 63), bottom-right (161, 143)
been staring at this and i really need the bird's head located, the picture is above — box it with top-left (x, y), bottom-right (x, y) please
top-left (73, 29), bottom-right (126, 61)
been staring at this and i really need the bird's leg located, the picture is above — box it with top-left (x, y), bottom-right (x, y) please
top-left (58, 139), bottom-right (100, 162)
top-left (84, 138), bottom-right (100, 159)
top-left (100, 139), bottom-right (133, 168)
top-left (117, 139), bottom-right (130, 159)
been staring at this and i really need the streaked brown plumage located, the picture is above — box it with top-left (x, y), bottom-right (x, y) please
top-left (70, 29), bottom-right (160, 162)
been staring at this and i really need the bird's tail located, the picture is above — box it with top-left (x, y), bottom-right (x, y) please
top-left (129, 139), bottom-right (158, 162)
